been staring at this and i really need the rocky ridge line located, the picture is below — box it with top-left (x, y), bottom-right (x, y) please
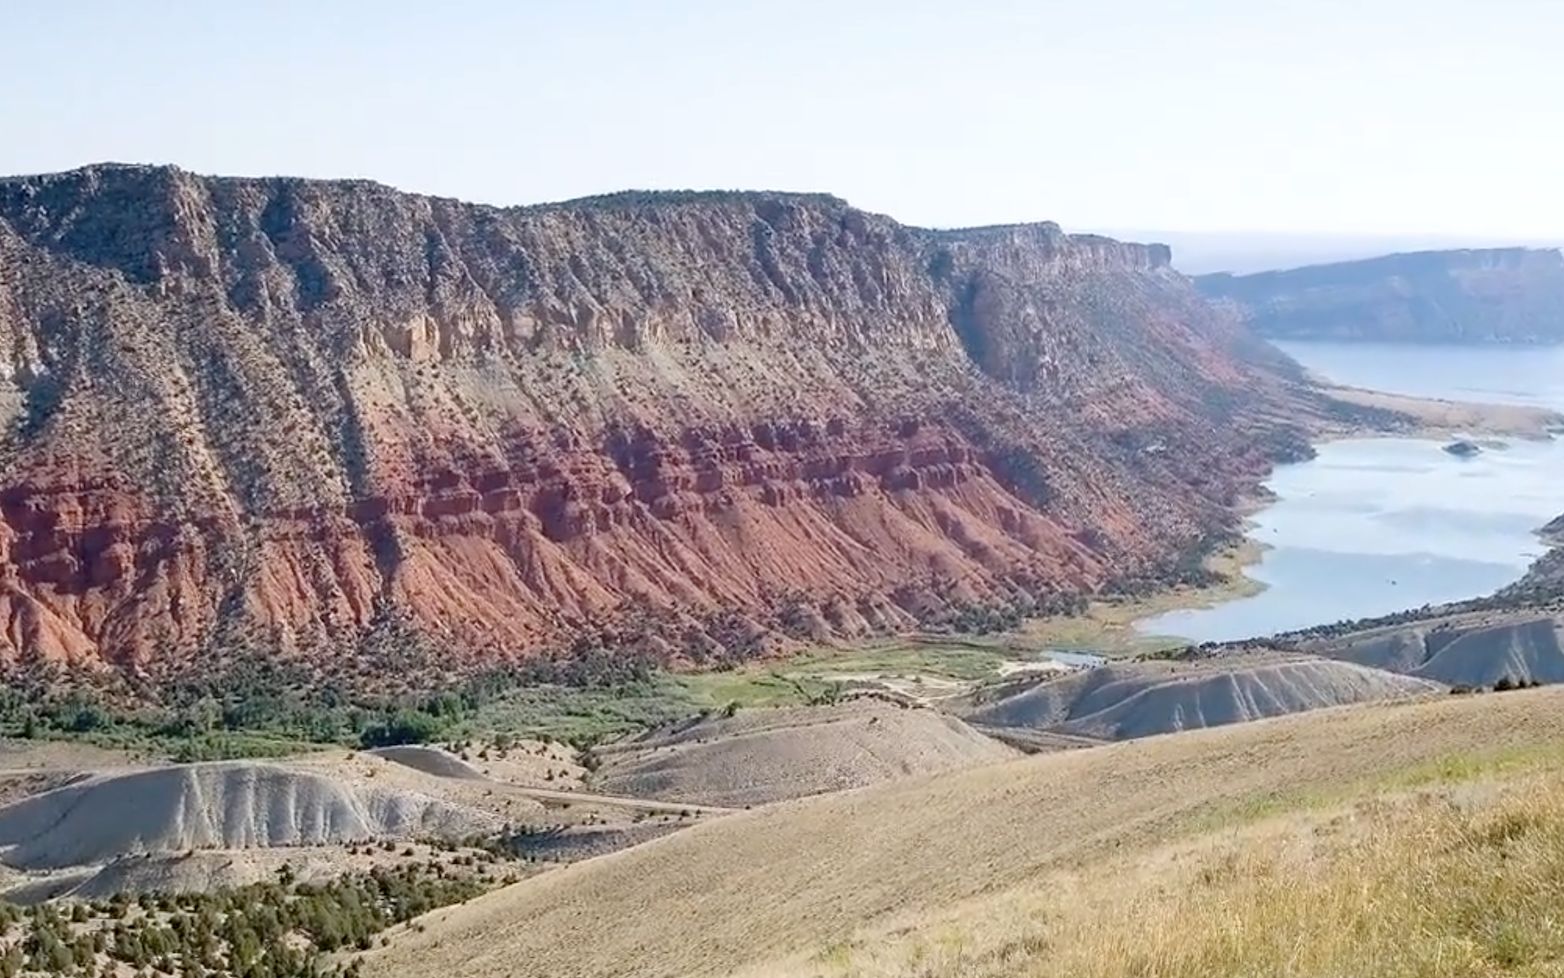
top-left (0, 164), bottom-right (1315, 679)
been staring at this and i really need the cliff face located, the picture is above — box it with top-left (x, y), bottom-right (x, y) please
top-left (0, 165), bottom-right (1311, 677)
top-left (1197, 248), bottom-right (1564, 343)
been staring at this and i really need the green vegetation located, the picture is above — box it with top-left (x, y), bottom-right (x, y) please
top-left (0, 684), bottom-right (326, 762)
top-left (451, 642), bottom-right (1006, 745)
top-left (0, 860), bottom-right (499, 978)
top-left (456, 678), bottom-right (706, 745)
top-left (0, 641), bottom-right (664, 759)
top-left (765, 639), bottom-right (1019, 682)
top-left (0, 631), bottom-right (1069, 758)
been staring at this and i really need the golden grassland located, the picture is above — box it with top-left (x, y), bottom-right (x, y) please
top-left (783, 751), bottom-right (1564, 978)
top-left (363, 686), bottom-right (1564, 978)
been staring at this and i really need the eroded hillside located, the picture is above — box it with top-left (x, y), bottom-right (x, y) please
top-left (0, 165), bottom-right (1315, 679)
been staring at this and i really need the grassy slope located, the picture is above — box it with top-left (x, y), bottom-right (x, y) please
top-left (789, 761), bottom-right (1564, 978)
top-left (363, 686), bottom-right (1564, 978)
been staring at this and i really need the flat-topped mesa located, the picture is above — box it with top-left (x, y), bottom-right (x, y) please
top-left (927, 221), bottom-right (1173, 273)
top-left (0, 164), bottom-right (1312, 676)
top-left (1198, 247), bottom-right (1564, 343)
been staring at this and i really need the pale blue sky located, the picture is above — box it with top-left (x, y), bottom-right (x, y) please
top-left (5, 0), bottom-right (1562, 238)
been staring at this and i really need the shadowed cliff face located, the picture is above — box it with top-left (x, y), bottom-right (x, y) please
top-left (0, 164), bottom-right (1313, 675)
top-left (1197, 248), bottom-right (1564, 343)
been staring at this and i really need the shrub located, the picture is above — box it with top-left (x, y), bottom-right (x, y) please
top-left (358, 709), bottom-right (448, 748)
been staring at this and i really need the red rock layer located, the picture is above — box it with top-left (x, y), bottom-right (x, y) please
top-left (0, 166), bottom-right (1312, 672)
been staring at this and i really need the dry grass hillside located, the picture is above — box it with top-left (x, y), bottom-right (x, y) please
top-left (591, 701), bottom-right (1016, 807)
top-left (770, 761), bottom-right (1564, 978)
top-left (364, 686), bottom-right (1564, 978)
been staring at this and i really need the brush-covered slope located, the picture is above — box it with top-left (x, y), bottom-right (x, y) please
top-left (592, 701), bottom-right (1017, 807)
top-left (362, 686), bottom-right (1564, 978)
top-left (1198, 248), bottom-right (1564, 342)
top-left (963, 655), bottom-right (1442, 740)
top-left (0, 164), bottom-right (1312, 674)
top-left (0, 761), bottom-right (500, 869)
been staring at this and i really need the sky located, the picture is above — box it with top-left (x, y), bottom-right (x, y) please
top-left (4, 0), bottom-right (1563, 244)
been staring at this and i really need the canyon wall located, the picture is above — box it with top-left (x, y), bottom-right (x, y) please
top-left (1198, 248), bottom-right (1564, 343)
top-left (0, 165), bottom-right (1313, 679)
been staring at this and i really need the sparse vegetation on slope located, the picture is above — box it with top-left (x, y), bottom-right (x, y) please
top-left (791, 761), bottom-right (1564, 978)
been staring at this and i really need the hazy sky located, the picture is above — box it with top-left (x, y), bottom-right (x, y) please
top-left (5, 0), bottom-right (1562, 239)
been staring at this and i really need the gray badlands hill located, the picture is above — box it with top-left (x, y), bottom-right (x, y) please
top-left (592, 700), bottom-right (1017, 807)
top-left (1198, 247), bottom-right (1564, 343)
top-left (367, 746), bottom-right (488, 780)
top-left (1306, 613), bottom-right (1564, 689)
top-left (0, 163), bottom-right (1317, 675)
top-left (963, 655), bottom-right (1442, 741)
top-left (0, 761), bottom-right (500, 870)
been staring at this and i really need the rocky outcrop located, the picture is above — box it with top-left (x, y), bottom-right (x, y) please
top-left (1198, 248), bottom-right (1564, 343)
top-left (0, 164), bottom-right (1314, 678)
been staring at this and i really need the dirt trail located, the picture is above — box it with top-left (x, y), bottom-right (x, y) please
top-left (493, 783), bottom-right (732, 816)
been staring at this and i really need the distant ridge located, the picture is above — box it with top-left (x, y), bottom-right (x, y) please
top-left (1196, 247), bottom-right (1564, 342)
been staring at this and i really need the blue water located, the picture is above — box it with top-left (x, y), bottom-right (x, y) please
top-left (1045, 650), bottom-right (1108, 668)
top-left (1138, 341), bottom-right (1564, 643)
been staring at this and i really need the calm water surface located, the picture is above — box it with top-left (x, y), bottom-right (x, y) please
top-left (1138, 341), bottom-right (1564, 643)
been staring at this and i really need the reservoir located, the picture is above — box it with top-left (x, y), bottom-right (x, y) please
top-left (1137, 341), bottom-right (1564, 644)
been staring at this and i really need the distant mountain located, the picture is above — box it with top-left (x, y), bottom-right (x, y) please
top-left (1098, 230), bottom-right (1564, 277)
top-left (1195, 248), bottom-right (1564, 343)
top-left (0, 164), bottom-right (1318, 679)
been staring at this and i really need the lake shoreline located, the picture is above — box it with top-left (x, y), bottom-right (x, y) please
top-left (1124, 341), bottom-right (1564, 644)
top-left (1017, 534), bottom-right (1272, 657)
top-left (1316, 383), bottom-right (1564, 442)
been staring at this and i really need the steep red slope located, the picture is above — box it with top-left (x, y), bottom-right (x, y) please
top-left (0, 165), bottom-right (1312, 678)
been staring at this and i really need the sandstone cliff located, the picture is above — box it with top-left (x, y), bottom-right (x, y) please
top-left (1197, 248), bottom-right (1564, 343)
top-left (0, 164), bottom-right (1312, 680)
